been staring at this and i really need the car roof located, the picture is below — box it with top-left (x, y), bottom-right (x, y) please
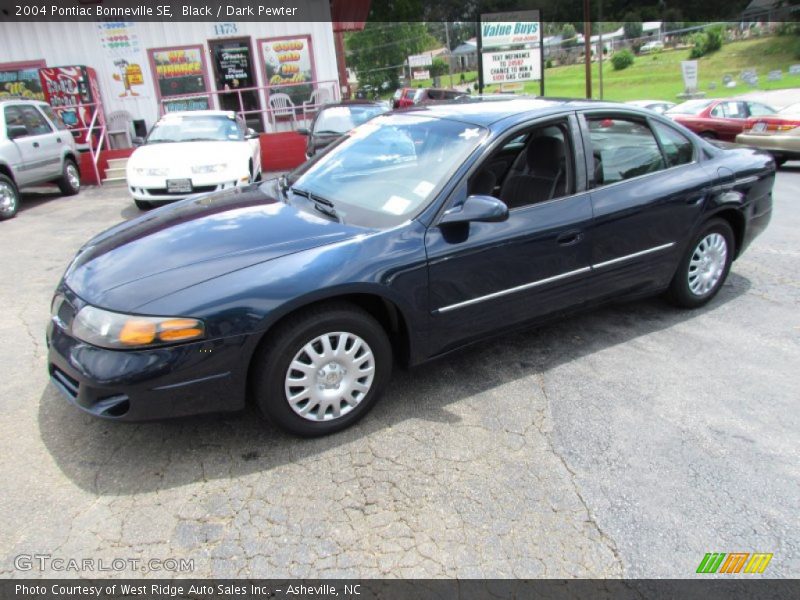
top-left (324, 100), bottom-right (386, 107)
top-left (401, 97), bottom-right (633, 127)
top-left (0, 98), bottom-right (47, 105)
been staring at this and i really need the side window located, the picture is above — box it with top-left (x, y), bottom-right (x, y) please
top-left (19, 105), bottom-right (52, 135)
top-left (469, 120), bottom-right (574, 209)
top-left (4, 106), bottom-right (27, 137)
top-left (747, 102), bottom-right (775, 117)
top-left (38, 105), bottom-right (67, 131)
top-left (587, 116), bottom-right (665, 186)
top-left (651, 121), bottom-right (695, 167)
top-left (721, 101), bottom-right (746, 119)
top-left (711, 104), bottom-right (725, 118)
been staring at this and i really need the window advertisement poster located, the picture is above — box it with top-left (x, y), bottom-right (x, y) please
top-left (97, 21), bottom-right (148, 99)
top-left (481, 49), bottom-right (541, 84)
top-left (0, 61), bottom-right (45, 100)
top-left (259, 35), bottom-right (315, 107)
top-left (149, 46), bottom-right (210, 111)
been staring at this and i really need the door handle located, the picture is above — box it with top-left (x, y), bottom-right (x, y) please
top-left (556, 230), bottom-right (583, 246)
top-left (32, 142), bottom-right (39, 148)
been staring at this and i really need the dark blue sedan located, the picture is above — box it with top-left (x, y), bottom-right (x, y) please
top-left (47, 98), bottom-right (774, 436)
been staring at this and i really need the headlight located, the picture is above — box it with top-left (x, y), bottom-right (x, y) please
top-left (133, 167), bottom-right (169, 176)
top-left (71, 305), bottom-right (205, 349)
top-left (192, 163), bottom-right (228, 174)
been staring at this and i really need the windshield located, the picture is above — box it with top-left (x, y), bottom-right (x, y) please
top-left (287, 113), bottom-right (488, 228)
top-left (147, 114), bottom-right (243, 143)
top-left (313, 105), bottom-right (388, 135)
top-left (666, 100), bottom-right (714, 115)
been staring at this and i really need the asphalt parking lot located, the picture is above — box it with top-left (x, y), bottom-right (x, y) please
top-left (1, 168), bottom-right (798, 579)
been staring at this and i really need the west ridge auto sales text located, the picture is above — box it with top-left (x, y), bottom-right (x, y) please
top-left (16, 5), bottom-right (299, 17)
top-left (16, 584), bottom-right (359, 597)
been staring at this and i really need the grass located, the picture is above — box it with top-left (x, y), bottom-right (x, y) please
top-left (484, 36), bottom-right (800, 101)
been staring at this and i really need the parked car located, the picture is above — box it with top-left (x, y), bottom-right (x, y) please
top-left (126, 110), bottom-right (261, 210)
top-left (639, 40), bottom-right (664, 54)
top-left (735, 102), bottom-right (800, 166)
top-left (298, 100), bottom-right (390, 159)
top-left (625, 100), bottom-right (676, 114)
top-left (393, 87), bottom-right (463, 109)
top-left (0, 98), bottom-right (81, 220)
top-left (666, 98), bottom-right (777, 141)
top-left (48, 99), bottom-right (774, 436)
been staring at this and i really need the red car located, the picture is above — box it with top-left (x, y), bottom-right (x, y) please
top-left (392, 87), bottom-right (463, 109)
top-left (666, 98), bottom-right (777, 142)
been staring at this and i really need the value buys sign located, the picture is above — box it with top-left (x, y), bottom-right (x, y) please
top-left (480, 10), bottom-right (540, 49)
top-left (482, 49), bottom-right (541, 84)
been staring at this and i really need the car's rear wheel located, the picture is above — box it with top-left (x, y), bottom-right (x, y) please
top-left (134, 200), bottom-right (153, 210)
top-left (667, 218), bottom-right (734, 308)
top-left (0, 174), bottom-right (19, 220)
top-left (56, 159), bottom-right (81, 196)
top-left (252, 302), bottom-right (392, 436)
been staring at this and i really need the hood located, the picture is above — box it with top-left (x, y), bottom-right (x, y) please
top-left (65, 183), bottom-right (365, 311)
top-left (128, 141), bottom-right (250, 171)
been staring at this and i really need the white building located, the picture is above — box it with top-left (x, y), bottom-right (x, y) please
top-left (0, 3), bottom-right (341, 134)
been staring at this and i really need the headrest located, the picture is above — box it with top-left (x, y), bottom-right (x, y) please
top-left (527, 137), bottom-right (565, 174)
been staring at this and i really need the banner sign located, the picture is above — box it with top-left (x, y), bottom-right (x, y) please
top-left (480, 10), bottom-right (540, 49)
top-left (481, 49), bottom-right (541, 84)
top-left (412, 70), bottom-right (430, 80)
top-left (408, 53), bottom-right (433, 68)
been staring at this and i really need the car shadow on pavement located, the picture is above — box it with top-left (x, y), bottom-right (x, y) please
top-left (38, 273), bottom-right (751, 495)
top-left (17, 189), bottom-right (64, 213)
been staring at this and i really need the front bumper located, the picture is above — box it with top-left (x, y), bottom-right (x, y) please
top-left (128, 177), bottom-right (248, 203)
top-left (46, 307), bottom-right (255, 421)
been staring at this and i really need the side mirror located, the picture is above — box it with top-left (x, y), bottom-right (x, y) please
top-left (245, 128), bottom-right (259, 139)
top-left (439, 195), bottom-right (509, 226)
top-left (6, 125), bottom-right (27, 140)
top-left (296, 127), bottom-right (310, 136)
top-left (131, 136), bottom-right (144, 146)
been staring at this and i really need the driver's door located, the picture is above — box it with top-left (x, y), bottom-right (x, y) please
top-left (424, 116), bottom-right (593, 357)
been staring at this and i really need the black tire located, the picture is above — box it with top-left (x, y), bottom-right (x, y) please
top-left (667, 218), bottom-right (735, 308)
top-left (56, 159), bottom-right (81, 196)
top-left (252, 302), bottom-right (392, 436)
top-left (0, 174), bottom-right (19, 220)
top-left (134, 199), bottom-right (153, 210)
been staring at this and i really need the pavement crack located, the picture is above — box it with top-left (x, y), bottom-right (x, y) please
top-left (535, 372), bottom-right (626, 576)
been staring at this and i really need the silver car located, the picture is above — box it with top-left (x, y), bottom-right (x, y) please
top-left (0, 98), bottom-right (81, 220)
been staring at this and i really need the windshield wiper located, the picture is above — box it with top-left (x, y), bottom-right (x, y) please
top-left (291, 186), bottom-right (340, 221)
top-left (314, 130), bottom-right (344, 135)
top-left (182, 137), bottom-right (223, 142)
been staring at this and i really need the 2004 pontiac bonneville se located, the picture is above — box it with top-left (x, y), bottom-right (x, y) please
top-left (46, 98), bottom-right (774, 436)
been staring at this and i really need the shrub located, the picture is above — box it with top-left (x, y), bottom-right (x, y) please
top-left (546, 58), bottom-right (553, 69)
top-left (611, 49), bottom-right (635, 71)
top-left (689, 27), bottom-right (723, 59)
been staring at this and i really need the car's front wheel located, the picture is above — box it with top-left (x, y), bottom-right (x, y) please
top-left (667, 218), bottom-right (734, 308)
top-left (0, 174), bottom-right (19, 220)
top-left (56, 159), bottom-right (81, 196)
top-left (252, 302), bottom-right (392, 436)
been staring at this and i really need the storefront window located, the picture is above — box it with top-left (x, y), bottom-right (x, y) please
top-left (148, 46), bottom-right (211, 112)
top-left (0, 60), bottom-right (46, 100)
top-left (258, 35), bottom-right (316, 109)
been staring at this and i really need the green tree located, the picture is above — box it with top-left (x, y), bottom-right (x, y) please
top-left (623, 14), bottom-right (643, 40)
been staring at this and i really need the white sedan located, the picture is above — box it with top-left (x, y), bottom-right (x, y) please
top-left (126, 110), bottom-right (261, 210)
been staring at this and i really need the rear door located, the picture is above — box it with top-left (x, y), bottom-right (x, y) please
top-left (580, 112), bottom-right (708, 301)
top-left (17, 104), bottom-right (60, 182)
top-left (709, 101), bottom-right (748, 141)
top-left (3, 105), bottom-right (46, 185)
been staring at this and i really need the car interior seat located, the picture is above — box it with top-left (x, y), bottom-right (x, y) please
top-left (500, 137), bottom-right (566, 209)
top-left (469, 169), bottom-right (497, 196)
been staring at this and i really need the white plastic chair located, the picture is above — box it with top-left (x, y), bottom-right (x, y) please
top-left (302, 88), bottom-right (333, 123)
top-left (106, 110), bottom-right (133, 149)
top-left (268, 93), bottom-right (297, 127)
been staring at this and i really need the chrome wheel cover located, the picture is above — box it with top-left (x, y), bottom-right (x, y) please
top-left (66, 163), bottom-right (80, 191)
top-left (0, 181), bottom-right (17, 215)
top-left (284, 331), bottom-right (375, 422)
top-left (688, 233), bottom-right (727, 296)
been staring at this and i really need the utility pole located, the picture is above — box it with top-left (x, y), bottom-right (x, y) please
top-left (444, 21), bottom-right (453, 88)
top-left (598, 0), bottom-right (604, 99)
top-left (584, 0), bottom-right (592, 99)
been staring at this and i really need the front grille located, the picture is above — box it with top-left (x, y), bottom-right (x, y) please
top-left (145, 185), bottom-right (218, 195)
top-left (51, 366), bottom-right (79, 398)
